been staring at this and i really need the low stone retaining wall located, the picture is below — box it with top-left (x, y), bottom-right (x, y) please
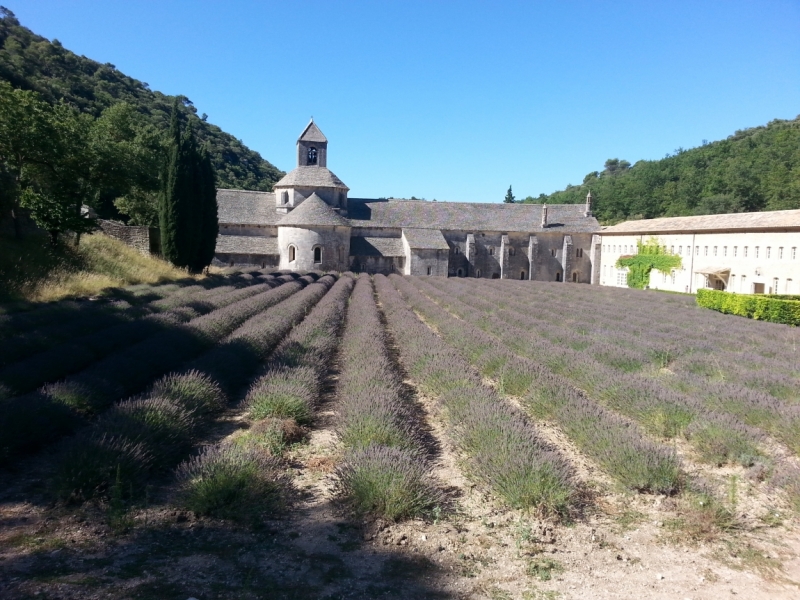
top-left (98, 220), bottom-right (160, 255)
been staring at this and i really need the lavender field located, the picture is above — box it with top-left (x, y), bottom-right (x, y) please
top-left (1, 271), bottom-right (798, 600)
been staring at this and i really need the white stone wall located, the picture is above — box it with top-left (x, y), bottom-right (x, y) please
top-left (278, 225), bottom-right (351, 271)
top-left (600, 231), bottom-right (800, 294)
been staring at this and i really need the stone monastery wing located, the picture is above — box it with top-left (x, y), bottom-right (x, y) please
top-left (217, 189), bottom-right (279, 226)
top-left (402, 228), bottom-right (450, 250)
top-left (279, 193), bottom-right (350, 227)
top-left (273, 166), bottom-right (349, 190)
top-left (349, 236), bottom-right (405, 257)
top-left (347, 199), bottom-right (600, 233)
top-left (602, 209), bottom-right (800, 234)
top-left (215, 234), bottom-right (278, 255)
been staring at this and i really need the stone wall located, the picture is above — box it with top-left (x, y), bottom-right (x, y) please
top-left (98, 220), bottom-right (160, 255)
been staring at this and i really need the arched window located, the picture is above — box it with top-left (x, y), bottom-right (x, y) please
top-left (427, 266), bottom-right (432, 275)
top-left (489, 247), bottom-right (494, 256)
top-left (491, 273), bottom-right (500, 279)
top-left (509, 247), bottom-right (515, 256)
top-left (313, 247), bottom-right (322, 263)
top-left (476, 269), bottom-right (481, 278)
top-left (556, 272), bottom-right (562, 282)
top-left (288, 245), bottom-right (296, 262)
top-left (572, 272), bottom-right (578, 282)
top-left (454, 246), bottom-right (460, 255)
top-left (457, 268), bottom-right (464, 277)
top-left (307, 147), bottom-right (317, 165)
top-left (520, 271), bottom-right (526, 280)
top-left (281, 191), bottom-right (289, 204)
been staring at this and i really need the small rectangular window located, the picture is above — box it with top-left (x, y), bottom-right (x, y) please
top-left (723, 246), bottom-right (727, 257)
top-left (744, 246), bottom-right (748, 257)
top-left (713, 246), bottom-right (717, 256)
top-left (427, 266), bottom-right (432, 276)
top-left (733, 246), bottom-right (737, 257)
top-left (773, 277), bottom-right (779, 293)
top-left (766, 247), bottom-right (771, 259)
top-left (730, 274), bottom-right (736, 288)
top-left (678, 246), bottom-right (682, 254)
top-left (704, 246), bottom-right (708, 256)
top-left (755, 246), bottom-right (759, 258)
top-left (779, 247), bottom-right (784, 259)
top-left (793, 247), bottom-right (797, 260)
top-left (695, 246), bottom-right (699, 256)
top-left (670, 245), bottom-right (674, 254)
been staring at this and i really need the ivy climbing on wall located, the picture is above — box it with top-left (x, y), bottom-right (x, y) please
top-left (616, 238), bottom-right (682, 289)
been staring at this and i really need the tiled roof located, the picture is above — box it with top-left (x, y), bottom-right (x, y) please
top-left (348, 199), bottom-right (600, 233)
top-left (279, 193), bottom-right (351, 227)
top-left (274, 166), bottom-right (349, 189)
top-left (602, 209), bottom-right (800, 234)
top-left (217, 189), bottom-right (279, 226)
top-left (298, 120), bottom-right (327, 143)
top-left (402, 228), bottom-right (450, 250)
top-left (350, 236), bottom-right (405, 257)
top-left (215, 234), bottom-right (278, 255)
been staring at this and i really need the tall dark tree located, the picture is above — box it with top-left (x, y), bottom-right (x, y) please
top-left (190, 143), bottom-right (218, 273)
top-left (504, 185), bottom-right (515, 204)
top-left (159, 101), bottom-right (218, 273)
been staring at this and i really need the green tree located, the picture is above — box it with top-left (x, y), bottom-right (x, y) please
top-left (159, 101), bottom-right (217, 273)
top-left (504, 185), bottom-right (515, 203)
top-left (0, 80), bottom-right (57, 238)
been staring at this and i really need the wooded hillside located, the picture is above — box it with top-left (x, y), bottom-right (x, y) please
top-left (525, 115), bottom-right (800, 223)
top-left (0, 9), bottom-right (283, 195)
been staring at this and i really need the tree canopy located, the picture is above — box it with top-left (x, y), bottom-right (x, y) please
top-left (0, 8), bottom-right (283, 210)
top-left (523, 116), bottom-right (800, 223)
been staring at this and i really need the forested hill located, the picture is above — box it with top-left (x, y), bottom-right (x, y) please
top-left (524, 115), bottom-right (800, 224)
top-left (0, 9), bottom-right (283, 192)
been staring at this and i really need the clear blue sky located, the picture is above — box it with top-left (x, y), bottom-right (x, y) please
top-left (11, 0), bottom-right (800, 202)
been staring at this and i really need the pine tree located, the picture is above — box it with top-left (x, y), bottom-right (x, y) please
top-left (504, 185), bottom-right (515, 203)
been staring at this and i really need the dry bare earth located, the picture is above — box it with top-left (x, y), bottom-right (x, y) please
top-left (1, 275), bottom-right (799, 599)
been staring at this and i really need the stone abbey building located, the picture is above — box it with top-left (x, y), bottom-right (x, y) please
top-left (214, 121), bottom-right (602, 281)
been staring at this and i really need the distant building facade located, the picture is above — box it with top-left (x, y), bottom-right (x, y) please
top-left (214, 120), bottom-right (602, 280)
top-left (599, 211), bottom-right (800, 294)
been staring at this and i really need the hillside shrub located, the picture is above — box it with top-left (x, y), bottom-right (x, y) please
top-left (697, 289), bottom-right (800, 326)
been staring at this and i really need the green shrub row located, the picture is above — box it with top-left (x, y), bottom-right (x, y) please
top-left (697, 289), bottom-right (800, 326)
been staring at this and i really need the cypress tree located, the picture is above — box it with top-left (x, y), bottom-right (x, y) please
top-left (159, 101), bottom-right (214, 272)
top-left (191, 143), bottom-right (219, 273)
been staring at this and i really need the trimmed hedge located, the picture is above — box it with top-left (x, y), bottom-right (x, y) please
top-left (697, 289), bottom-right (800, 326)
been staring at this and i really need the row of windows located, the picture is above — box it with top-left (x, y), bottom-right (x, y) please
top-left (723, 275), bottom-right (795, 294)
top-left (605, 242), bottom-right (798, 261)
top-left (458, 246), bottom-right (584, 258)
top-left (287, 245), bottom-right (322, 263)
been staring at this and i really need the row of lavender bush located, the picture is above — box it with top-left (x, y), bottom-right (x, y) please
top-left (0, 276), bottom-right (313, 466)
top-left (52, 275), bottom-right (337, 502)
top-left (481, 279), bottom-right (798, 393)
top-left (375, 274), bottom-right (576, 515)
top-left (427, 277), bottom-right (798, 461)
top-left (174, 275), bottom-right (355, 522)
top-left (0, 277), bottom-right (275, 397)
top-left (396, 275), bottom-right (682, 494)
top-left (332, 276), bottom-right (440, 520)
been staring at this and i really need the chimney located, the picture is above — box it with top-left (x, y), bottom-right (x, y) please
top-left (541, 204), bottom-right (548, 228)
top-left (585, 190), bottom-right (593, 217)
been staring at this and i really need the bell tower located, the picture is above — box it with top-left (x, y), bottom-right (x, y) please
top-left (297, 119), bottom-right (328, 167)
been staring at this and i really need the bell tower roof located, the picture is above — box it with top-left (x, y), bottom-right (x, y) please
top-left (298, 119), bottom-right (328, 143)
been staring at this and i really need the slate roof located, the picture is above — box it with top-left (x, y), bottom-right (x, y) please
top-left (215, 234), bottom-right (278, 255)
top-left (402, 228), bottom-right (450, 250)
top-left (217, 189), bottom-right (279, 226)
top-left (350, 236), bottom-right (405, 257)
top-left (274, 167), bottom-right (349, 189)
top-left (602, 209), bottom-right (800, 234)
top-left (298, 120), bottom-right (327, 143)
top-left (279, 193), bottom-right (350, 227)
top-left (348, 199), bottom-right (600, 233)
